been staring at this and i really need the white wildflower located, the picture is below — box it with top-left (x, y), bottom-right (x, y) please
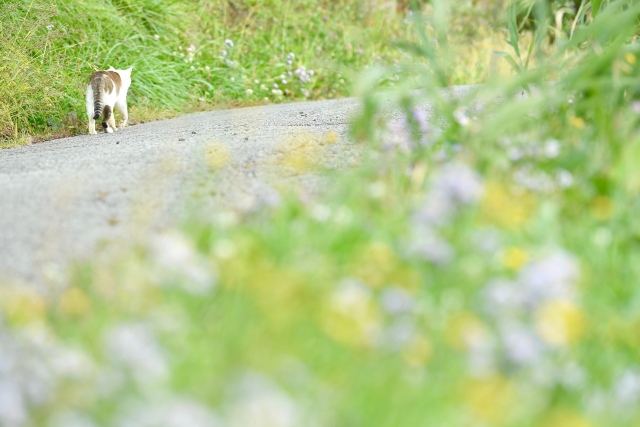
top-left (472, 228), bottom-right (502, 254)
top-left (411, 108), bottom-right (431, 133)
top-left (413, 190), bottom-right (456, 226)
top-left (380, 287), bottom-right (415, 315)
top-left (592, 227), bottom-right (612, 247)
top-left (453, 107), bottom-right (470, 126)
top-left (432, 162), bottom-right (484, 205)
top-left (384, 318), bottom-right (416, 350)
top-left (48, 411), bottom-right (99, 427)
top-left (224, 373), bottom-right (299, 427)
top-left (508, 147), bottom-right (524, 161)
top-left (294, 66), bottom-right (312, 83)
top-left (103, 323), bottom-right (168, 385)
top-left (329, 279), bottom-right (375, 323)
top-left (245, 89), bottom-right (253, 95)
top-left (560, 362), bottom-right (586, 390)
top-left (333, 206), bottom-right (353, 226)
top-left (212, 239), bottom-right (237, 260)
top-left (614, 369), bottom-right (640, 406)
top-left (382, 120), bottom-right (413, 152)
top-left (513, 167), bottom-right (555, 193)
top-left (116, 397), bottom-right (220, 427)
top-left (544, 139), bottom-right (561, 158)
top-left (367, 181), bottom-right (386, 199)
top-left (483, 279), bottom-right (526, 314)
top-left (259, 185), bottom-right (282, 207)
top-left (310, 204), bottom-right (331, 222)
top-left (556, 169), bottom-right (574, 188)
top-left (407, 225), bottom-right (454, 264)
top-left (518, 250), bottom-right (580, 304)
top-left (500, 324), bottom-right (543, 365)
top-left (0, 381), bottom-right (27, 427)
top-left (224, 39), bottom-right (234, 47)
top-left (149, 232), bottom-right (216, 295)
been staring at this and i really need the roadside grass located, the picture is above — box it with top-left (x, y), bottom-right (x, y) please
top-left (0, 0), bottom-right (516, 147)
top-left (5, 0), bottom-right (640, 426)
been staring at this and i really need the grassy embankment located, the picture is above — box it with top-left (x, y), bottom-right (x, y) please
top-left (2, 0), bottom-right (397, 146)
top-left (0, 0), bottom-right (509, 148)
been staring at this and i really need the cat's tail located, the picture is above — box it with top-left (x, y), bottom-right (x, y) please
top-left (101, 106), bottom-right (112, 129)
top-left (91, 77), bottom-right (104, 120)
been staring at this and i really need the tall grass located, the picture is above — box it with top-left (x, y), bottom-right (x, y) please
top-left (1, 0), bottom-right (422, 143)
top-left (0, 3), bottom-right (65, 140)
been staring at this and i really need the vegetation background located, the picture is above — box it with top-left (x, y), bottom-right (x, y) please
top-left (1, 1), bottom-right (640, 427)
top-left (0, 0), bottom-right (519, 146)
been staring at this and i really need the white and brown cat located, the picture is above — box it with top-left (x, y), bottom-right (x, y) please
top-left (85, 66), bottom-right (132, 134)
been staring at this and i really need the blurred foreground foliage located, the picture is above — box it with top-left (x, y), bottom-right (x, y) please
top-left (2, 0), bottom-right (640, 426)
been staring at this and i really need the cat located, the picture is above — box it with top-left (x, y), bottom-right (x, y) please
top-left (85, 66), bottom-right (132, 135)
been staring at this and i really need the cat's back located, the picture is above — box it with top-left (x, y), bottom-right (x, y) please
top-left (88, 70), bottom-right (122, 94)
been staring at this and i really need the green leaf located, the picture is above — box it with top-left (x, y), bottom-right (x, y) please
top-left (591, 0), bottom-right (603, 18)
top-left (493, 50), bottom-right (522, 73)
top-left (507, 0), bottom-right (521, 61)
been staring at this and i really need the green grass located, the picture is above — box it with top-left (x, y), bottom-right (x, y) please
top-left (3, 0), bottom-right (640, 426)
top-left (1, 0), bottom-right (418, 144)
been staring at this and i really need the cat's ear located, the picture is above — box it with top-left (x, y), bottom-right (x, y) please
top-left (108, 66), bottom-right (115, 71)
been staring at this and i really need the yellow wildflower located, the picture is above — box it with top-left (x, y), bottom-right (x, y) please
top-left (464, 375), bottom-right (515, 423)
top-left (502, 247), bottom-right (529, 270)
top-left (591, 196), bottom-right (613, 221)
top-left (625, 53), bottom-right (636, 65)
top-left (402, 335), bottom-right (433, 367)
top-left (535, 299), bottom-right (587, 346)
top-left (445, 312), bottom-right (491, 351)
top-left (481, 181), bottom-right (534, 229)
top-left (205, 141), bottom-right (230, 168)
top-left (324, 130), bottom-right (339, 144)
top-left (350, 242), bottom-right (398, 289)
top-left (322, 281), bottom-right (382, 348)
top-left (540, 408), bottom-right (593, 427)
top-left (277, 132), bottom-right (321, 171)
top-left (0, 288), bottom-right (47, 325)
top-left (570, 117), bottom-right (585, 128)
top-left (60, 287), bottom-right (91, 317)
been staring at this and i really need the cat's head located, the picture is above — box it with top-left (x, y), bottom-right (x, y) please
top-left (108, 66), bottom-right (133, 87)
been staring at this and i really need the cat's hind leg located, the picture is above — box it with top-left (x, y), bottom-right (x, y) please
top-left (101, 105), bottom-right (116, 133)
top-left (115, 99), bottom-right (128, 130)
top-left (108, 110), bottom-right (117, 132)
top-left (88, 118), bottom-right (97, 135)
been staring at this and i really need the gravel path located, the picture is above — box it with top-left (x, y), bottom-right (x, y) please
top-left (0, 87), bottom-right (483, 284)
